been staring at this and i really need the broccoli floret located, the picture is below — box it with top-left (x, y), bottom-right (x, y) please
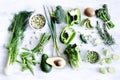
top-left (51, 5), bottom-right (65, 24)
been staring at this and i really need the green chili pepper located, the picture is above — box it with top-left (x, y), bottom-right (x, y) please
top-left (66, 8), bottom-right (81, 26)
top-left (80, 34), bottom-right (87, 44)
top-left (60, 26), bottom-right (76, 44)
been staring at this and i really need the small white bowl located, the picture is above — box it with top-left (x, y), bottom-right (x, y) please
top-left (29, 13), bottom-right (46, 30)
top-left (85, 51), bottom-right (100, 64)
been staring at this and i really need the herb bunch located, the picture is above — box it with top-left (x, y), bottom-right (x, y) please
top-left (7, 11), bottom-right (32, 67)
top-left (32, 33), bottom-right (51, 54)
top-left (96, 21), bottom-right (115, 46)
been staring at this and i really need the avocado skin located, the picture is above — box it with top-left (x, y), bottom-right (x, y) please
top-left (40, 54), bottom-right (52, 73)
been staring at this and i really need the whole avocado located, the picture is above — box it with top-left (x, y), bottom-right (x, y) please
top-left (40, 54), bottom-right (52, 73)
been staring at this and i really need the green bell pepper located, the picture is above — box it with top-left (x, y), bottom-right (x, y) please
top-left (60, 26), bottom-right (76, 44)
top-left (66, 8), bottom-right (81, 26)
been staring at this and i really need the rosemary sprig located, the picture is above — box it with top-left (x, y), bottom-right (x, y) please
top-left (96, 21), bottom-right (115, 46)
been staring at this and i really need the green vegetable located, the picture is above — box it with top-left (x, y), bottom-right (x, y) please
top-left (32, 33), bottom-right (51, 54)
top-left (40, 54), bottom-right (52, 73)
top-left (51, 5), bottom-right (65, 24)
top-left (81, 18), bottom-right (93, 29)
top-left (44, 6), bottom-right (60, 56)
top-left (94, 38), bottom-right (102, 46)
top-left (95, 4), bottom-right (115, 29)
top-left (96, 21), bottom-right (115, 46)
top-left (60, 26), bottom-right (76, 44)
top-left (108, 67), bottom-right (115, 73)
top-left (99, 67), bottom-right (107, 74)
top-left (6, 11), bottom-right (32, 71)
top-left (87, 51), bottom-right (99, 64)
top-left (17, 52), bottom-right (40, 75)
top-left (64, 44), bottom-right (82, 69)
top-left (17, 33), bottom-right (51, 74)
top-left (112, 54), bottom-right (119, 60)
top-left (66, 8), bottom-right (81, 26)
top-left (80, 34), bottom-right (87, 44)
top-left (105, 58), bottom-right (112, 64)
top-left (103, 49), bottom-right (110, 56)
top-left (99, 59), bottom-right (106, 65)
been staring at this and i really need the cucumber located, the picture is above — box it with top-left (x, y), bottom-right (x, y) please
top-left (40, 54), bottom-right (52, 73)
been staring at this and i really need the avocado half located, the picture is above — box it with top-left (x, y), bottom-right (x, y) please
top-left (46, 57), bottom-right (66, 69)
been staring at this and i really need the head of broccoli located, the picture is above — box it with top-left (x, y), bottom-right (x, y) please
top-left (51, 5), bottom-right (66, 24)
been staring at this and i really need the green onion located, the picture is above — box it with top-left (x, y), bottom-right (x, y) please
top-left (43, 6), bottom-right (60, 56)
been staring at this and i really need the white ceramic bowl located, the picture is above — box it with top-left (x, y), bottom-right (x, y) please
top-left (85, 51), bottom-right (100, 64)
top-left (29, 13), bottom-right (46, 30)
